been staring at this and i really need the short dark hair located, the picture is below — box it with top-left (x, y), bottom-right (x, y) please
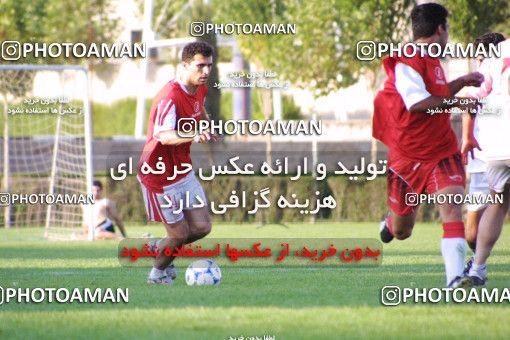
top-left (411, 3), bottom-right (449, 40)
top-left (181, 41), bottom-right (214, 62)
top-left (93, 180), bottom-right (103, 189)
top-left (474, 32), bottom-right (506, 53)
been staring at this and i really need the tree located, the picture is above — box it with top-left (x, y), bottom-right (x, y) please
top-left (446, 0), bottom-right (510, 44)
top-left (0, 0), bottom-right (120, 65)
top-left (135, 0), bottom-right (222, 120)
top-left (214, 0), bottom-right (414, 96)
top-left (441, 0), bottom-right (510, 72)
top-left (350, 0), bottom-right (414, 89)
top-left (0, 0), bottom-right (48, 65)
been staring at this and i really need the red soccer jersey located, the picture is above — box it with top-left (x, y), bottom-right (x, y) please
top-left (138, 80), bottom-right (207, 193)
top-left (373, 52), bottom-right (459, 162)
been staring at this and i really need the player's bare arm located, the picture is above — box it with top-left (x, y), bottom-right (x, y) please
top-left (408, 93), bottom-right (481, 114)
top-left (157, 108), bottom-right (220, 145)
top-left (461, 113), bottom-right (481, 164)
top-left (409, 72), bottom-right (484, 114)
top-left (155, 130), bottom-right (196, 145)
top-left (448, 72), bottom-right (485, 95)
top-left (156, 129), bottom-right (216, 145)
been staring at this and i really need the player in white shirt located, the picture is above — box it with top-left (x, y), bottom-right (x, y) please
top-left (82, 180), bottom-right (127, 240)
top-left (461, 38), bottom-right (510, 286)
top-left (462, 33), bottom-right (506, 274)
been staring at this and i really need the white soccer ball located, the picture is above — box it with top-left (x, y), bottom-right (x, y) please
top-left (185, 259), bottom-right (221, 286)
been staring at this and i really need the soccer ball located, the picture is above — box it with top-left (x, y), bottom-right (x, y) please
top-left (185, 259), bottom-right (221, 286)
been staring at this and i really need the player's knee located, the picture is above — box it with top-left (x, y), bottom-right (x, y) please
top-left (165, 222), bottom-right (190, 243)
top-left (440, 203), bottom-right (463, 221)
top-left (191, 222), bottom-right (212, 239)
top-left (499, 186), bottom-right (510, 207)
top-left (392, 217), bottom-right (414, 240)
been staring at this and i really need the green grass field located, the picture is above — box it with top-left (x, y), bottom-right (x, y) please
top-left (1, 222), bottom-right (510, 339)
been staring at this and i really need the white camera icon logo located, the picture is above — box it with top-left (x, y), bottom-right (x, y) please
top-left (405, 193), bottom-right (419, 207)
top-left (381, 286), bottom-right (401, 306)
top-left (0, 193), bottom-right (10, 206)
top-left (190, 22), bottom-right (205, 37)
top-left (2, 41), bottom-right (21, 61)
top-left (177, 118), bottom-right (197, 138)
top-left (356, 41), bottom-right (376, 61)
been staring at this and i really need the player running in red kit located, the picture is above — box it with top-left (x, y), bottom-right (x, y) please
top-left (138, 41), bottom-right (219, 284)
top-left (373, 3), bottom-right (483, 287)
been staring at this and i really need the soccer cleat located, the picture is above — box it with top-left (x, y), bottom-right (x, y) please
top-left (459, 275), bottom-right (486, 288)
top-left (379, 214), bottom-right (394, 243)
top-left (147, 272), bottom-right (173, 284)
top-left (463, 255), bottom-right (474, 275)
top-left (165, 264), bottom-right (178, 280)
top-left (447, 276), bottom-right (465, 288)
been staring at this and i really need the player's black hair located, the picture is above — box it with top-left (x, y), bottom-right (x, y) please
top-left (474, 32), bottom-right (506, 52)
top-left (93, 180), bottom-right (103, 189)
top-left (411, 3), bottom-right (449, 40)
top-left (181, 41), bottom-right (214, 62)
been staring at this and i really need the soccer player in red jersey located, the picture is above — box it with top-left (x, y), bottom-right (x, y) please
top-left (373, 3), bottom-right (484, 287)
top-left (137, 41), bottom-right (219, 284)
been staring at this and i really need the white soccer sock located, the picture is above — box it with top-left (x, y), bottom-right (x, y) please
top-left (441, 237), bottom-right (466, 285)
top-left (149, 267), bottom-right (165, 279)
top-left (468, 263), bottom-right (487, 279)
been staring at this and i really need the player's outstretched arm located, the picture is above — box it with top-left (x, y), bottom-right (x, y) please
top-left (448, 72), bottom-right (484, 95)
top-left (396, 64), bottom-right (484, 114)
top-left (408, 95), bottom-right (479, 114)
top-left (155, 130), bottom-right (195, 145)
top-left (409, 73), bottom-right (483, 114)
top-left (156, 129), bottom-right (218, 145)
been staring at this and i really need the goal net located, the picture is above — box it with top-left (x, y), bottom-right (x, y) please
top-left (0, 65), bottom-right (94, 240)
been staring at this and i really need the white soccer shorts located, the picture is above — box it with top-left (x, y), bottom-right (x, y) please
top-left (138, 172), bottom-right (207, 224)
top-left (486, 159), bottom-right (510, 194)
top-left (467, 172), bottom-right (491, 212)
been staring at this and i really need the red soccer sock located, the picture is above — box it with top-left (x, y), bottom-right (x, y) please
top-left (442, 221), bottom-right (465, 238)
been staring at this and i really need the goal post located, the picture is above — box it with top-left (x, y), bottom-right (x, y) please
top-left (0, 64), bottom-right (94, 240)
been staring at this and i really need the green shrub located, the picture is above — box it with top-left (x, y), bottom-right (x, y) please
top-left (219, 91), bottom-right (301, 120)
top-left (92, 98), bottom-right (152, 137)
